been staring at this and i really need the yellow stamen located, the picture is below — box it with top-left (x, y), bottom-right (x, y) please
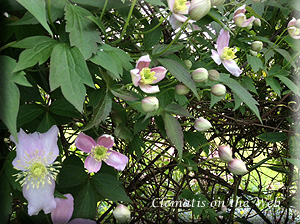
top-left (220, 47), bottom-right (237, 60)
top-left (173, 0), bottom-right (187, 13)
top-left (91, 145), bottom-right (110, 162)
top-left (139, 67), bottom-right (157, 85)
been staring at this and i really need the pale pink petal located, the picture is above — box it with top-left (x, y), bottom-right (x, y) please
top-left (69, 218), bottom-right (96, 224)
top-left (222, 59), bottom-right (242, 77)
top-left (23, 178), bottom-right (56, 216)
top-left (211, 49), bottom-right (222, 65)
top-left (130, 69), bottom-right (141, 87)
top-left (139, 84), bottom-right (160, 93)
top-left (233, 4), bottom-right (246, 16)
top-left (97, 134), bottom-right (114, 149)
top-left (75, 133), bottom-right (96, 153)
top-left (217, 29), bottom-right (230, 54)
top-left (288, 18), bottom-right (296, 27)
top-left (136, 55), bottom-right (151, 71)
top-left (84, 155), bottom-right (102, 173)
top-left (51, 194), bottom-right (74, 224)
top-left (169, 14), bottom-right (183, 30)
top-left (173, 13), bottom-right (189, 23)
top-left (105, 150), bottom-right (129, 171)
top-left (181, 1), bottom-right (190, 14)
top-left (151, 66), bottom-right (167, 84)
top-left (167, 0), bottom-right (175, 12)
top-left (241, 16), bottom-right (255, 27)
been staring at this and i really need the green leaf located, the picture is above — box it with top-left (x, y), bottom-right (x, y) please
top-left (37, 112), bottom-right (56, 133)
top-left (0, 56), bottom-right (30, 141)
top-left (165, 103), bottom-right (194, 118)
top-left (153, 44), bottom-right (185, 56)
top-left (73, 180), bottom-right (97, 219)
top-left (134, 118), bottom-right (150, 135)
top-left (257, 132), bottom-right (288, 142)
top-left (265, 77), bottom-right (281, 97)
top-left (184, 132), bottom-right (209, 154)
top-left (158, 58), bottom-right (199, 99)
top-left (274, 75), bottom-right (300, 97)
top-left (17, 104), bottom-right (45, 126)
top-left (268, 166), bottom-right (290, 174)
top-left (144, 18), bottom-right (162, 50)
top-left (83, 93), bottom-right (112, 130)
top-left (49, 98), bottom-right (81, 118)
top-left (92, 173), bottom-right (131, 202)
top-left (241, 76), bottom-right (258, 95)
top-left (144, 0), bottom-right (165, 6)
top-left (129, 135), bottom-right (144, 160)
top-left (274, 48), bottom-right (297, 68)
top-left (13, 37), bottom-right (58, 72)
top-left (0, 174), bottom-right (12, 224)
top-left (90, 51), bottom-right (120, 79)
top-left (57, 155), bottom-right (87, 188)
top-left (220, 76), bottom-right (261, 122)
top-left (65, 3), bottom-right (102, 59)
top-left (246, 54), bottom-right (264, 72)
top-left (16, 0), bottom-right (53, 35)
top-left (162, 113), bottom-right (184, 158)
top-left (249, 157), bottom-right (271, 171)
top-left (49, 43), bottom-right (94, 111)
top-left (111, 88), bottom-right (138, 101)
top-left (283, 158), bottom-right (300, 169)
top-left (114, 124), bottom-right (133, 140)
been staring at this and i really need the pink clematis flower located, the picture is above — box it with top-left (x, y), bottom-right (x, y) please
top-left (75, 133), bottom-right (128, 173)
top-left (233, 5), bottom-right (255, 28)
top-left (288, 18), bottom-right (300, 40)
top-left (168, 0), bottom-right (190, 29)
top-left (130, 55), bottom-right (167, 93)
top-left (211, 29), bottom-right (242, 77)
top-left (11, 126), bottom-right (60, 216)
top-left (51, 193), bottom-right (96, 224)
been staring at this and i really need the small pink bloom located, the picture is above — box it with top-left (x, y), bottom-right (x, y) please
top-left (113, 204), bottom-right (131, 223)
top-left (130, 55), bottom-right (166, 93)
top-left (228, 159), bottom-right (248, 175)
top-left (288, 18), bottom-right (300, 40)
top-left (11, 126), bottom-right (60, 216)
top-left (51, 194), bottom-right (96, 224)
top-left (211, 29), bottom-right (242, 77)
top-left (233, 5), bottom-right (255, 28)
top-left (75, 133), bottom-right (128, 173)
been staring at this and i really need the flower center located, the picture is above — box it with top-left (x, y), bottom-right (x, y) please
top-left (29, 162), bottom-right (47, 179)
top-left (173, 0), bottom-right (187, 13)
top-left (221, 47), bottom-right (236, 60)
top-left (139, 67), bottom-right (157, 85)
top-left (91, 145), bottom-right (110, 162)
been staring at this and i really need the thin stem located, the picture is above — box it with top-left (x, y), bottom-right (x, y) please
top-left (0, 41), bottom-right (16, 52)
top-left (111, 0), bottom-right (138, 44)
top-left (47, 0), bottom-right (57, 35)
top-left (229, 176), bottom-right (241, 223)
top-left (100, 0), bottom-right (109, 21)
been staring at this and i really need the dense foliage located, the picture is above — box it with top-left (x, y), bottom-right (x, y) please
top-left (0, 0), bottom-right (299, 223)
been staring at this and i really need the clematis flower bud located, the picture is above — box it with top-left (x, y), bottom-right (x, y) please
top-left (194, 117), bottom-right (212, 132)
top-left (175, 84), bottom-right (190, 95)
top-left (251, 41), bottom-right (263, 52)
top-left (288, 18), bottom-right (300, 40)
top-left (192, 68), bottom-right (208, 82)
top-left (249, 50), bottom-right (258, 56)
top-left (211, 84), bottom-right (226, 97)
top-left (228, 159), bottom-right (248, 175)
top-left (234, 13), bottom-right (246, 27)
top-left (218, 145), bottom-right (234, 162)
top-left (141, 96), bottom-right (159, 113)
top-left (189, 0), bottom-right (211, 21)
top-left (208, 69), bottom-right (220, 81)
top-left (211, 0), bottom-right (225, 6)
top-left (253, 18), bottom-right (261, 27)
top-left (184, 60), bottom-right (193, 69)
top-left (113, 204), bottom-right (131, 223)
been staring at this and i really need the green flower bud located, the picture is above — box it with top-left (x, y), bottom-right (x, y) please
top-left (194, 117), bottom-right (212, 132)
top-left (141, 96), bottom-right (159, 113)
top-left (208, 69), bottom-right (220, 81)
top-left (184, 59), bottom-right (193, 69)
top-left (251, 41), bottom-right (263, 52)
top-left (175, 84), bottom-right (190, 95)
top-left (192, 68), bottom-right (208, 82)
top-left (189, 0), bottom-right (211, 21)
top-left (249, 50), bottom-right (258, 56)
top-left (253, 18), bottom-right (261, 27)
top-left (113, 204), bottom-right (131, 223)
top-left (211, 84), bottom-right (226, 97)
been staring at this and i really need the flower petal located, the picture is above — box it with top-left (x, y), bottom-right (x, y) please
top-left (105, 150), bottom-right (128, 171)
top-left (136, 55), bottom-right (151, 71)
top-left (84, 155), bottom-right (102, 173)
top-left (23, 178), bottom-right (56, 216)
top-left (241, 16), bottom-right (255, 27)
top-left (217, 29), bottom-right (230, 55)
top-left (211, 50), bottom-right (222, 65)
top-left (51, 194), bottom-right (74, 224)
top-left (169, 14), bottom-right (183, 30)
top-left (139, 84), bottom-right (160, 93)
top-left (233, 4), bottom-right (246, 16)
top-left (69, 218), bottom-right (96, 224)
top-left (222, 59), bottom-right (242, 77)
top-left (151, 66), bottom-right (167, 84)
top-left (97, 134), bottom-right (114, 149)
top-left (75, 133), bottom-right (96, 153)
top-left (130, 69), bottom-right (141, 87)
top-left (288, 18), bottom-right (296, 27)
top-left (167, 0), bottom-right (175, 12)
top-left (173, 13), bottom-right (189, 23)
